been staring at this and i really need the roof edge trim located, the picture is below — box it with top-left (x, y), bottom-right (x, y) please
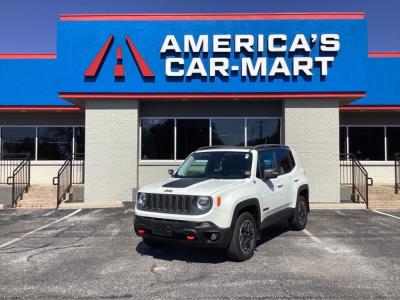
top-left (59, 12), bottom-right (365, 21)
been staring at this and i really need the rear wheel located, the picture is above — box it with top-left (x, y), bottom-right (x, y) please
top-left (226, 212), bottom-right (256, 262)
top-left (289, 195), bottom-right (308, 231)
top-left (143, 237), bottom-right (167, 248)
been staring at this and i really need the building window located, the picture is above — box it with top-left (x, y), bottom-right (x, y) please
top-left (349, 127), bottom-right (385, 161)
top-left (139, 117), bottom-right (281, 161)
top-left (1, 127), bottom-right (35, 159)
top-left (211, 119), bottom-right (245, 146)
top-left (387, 127), bottom-right (400, 161)
top-left (37, 127), bottom-right (73, 160)
top-left (177, 119), bottom-right (209, 159)
top-left (340, 126), bottom-right (347, 155)
top-left (141, 119), bottom-right (174, 160)
top-left (247, 119), bottom-right (280, 146)
top-left (74, 127), bottom-right (85, 159)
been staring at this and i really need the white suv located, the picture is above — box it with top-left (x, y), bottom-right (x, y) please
top-left (134, 145), bottom-right (309, 261)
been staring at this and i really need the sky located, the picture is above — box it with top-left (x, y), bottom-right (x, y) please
top-left (0, 0), bottom-right (399, 53)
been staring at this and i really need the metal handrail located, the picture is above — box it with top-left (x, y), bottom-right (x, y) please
top-left (340, 153), bottom-right (373, 208)
top-left (395, 153), bottom-right (400, 194)
top-left (7, 159), bottom-right (31, 207)
top-left (53, 158), bottom-right (72, 207)
top-left (72, 153), bottom-right (85, 184)
top-left (53, 153), bottom-right (85, 207)
top-left (0, 153), bottom-right (31, 184)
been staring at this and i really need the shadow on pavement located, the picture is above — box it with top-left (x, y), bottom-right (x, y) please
top-left (136, 221), bottom-right (290, 263)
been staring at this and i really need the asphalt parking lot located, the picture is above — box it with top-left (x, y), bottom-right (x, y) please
top-left (0, 208), bottom-right (399, 299)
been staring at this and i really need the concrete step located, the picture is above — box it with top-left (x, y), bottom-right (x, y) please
top-left (368, 185), bottom-right (400, 209)
top-left (17, 185), bottom-right (58, 208)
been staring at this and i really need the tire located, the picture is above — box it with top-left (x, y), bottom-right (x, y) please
top-left (142, 237), bottom-right (167, 248)
top-left (226, 212), bottom-right (257, 262)
top-left (289, 195), bottom-right (308, 231)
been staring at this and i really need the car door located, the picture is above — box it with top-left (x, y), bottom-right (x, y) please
top-left (275, 148), bottom-right (296, 209)
top-left (254, 149), bottom-right (285, 219)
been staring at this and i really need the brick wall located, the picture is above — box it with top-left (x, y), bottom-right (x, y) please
top-left (84, 100), bottom-right (138, 202)
top-left (138, 163), bottom-right (181, 187)
top-left (284, 99), bottom-right (340, 203)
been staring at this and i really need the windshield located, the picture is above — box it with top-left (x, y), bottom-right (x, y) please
top-left (175, 151), bottom-right (253, 179)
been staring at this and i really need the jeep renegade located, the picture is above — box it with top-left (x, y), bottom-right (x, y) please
top-left (134, 145), bottom-right (309, 261)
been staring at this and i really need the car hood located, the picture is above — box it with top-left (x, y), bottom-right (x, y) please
top-left (138, 177), bottom-right (246, 196)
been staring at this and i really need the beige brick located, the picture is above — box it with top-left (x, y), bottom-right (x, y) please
top-left (283, 99), bottom-right (340, 203)
top-left (84, 100), bottom-right (138, 202)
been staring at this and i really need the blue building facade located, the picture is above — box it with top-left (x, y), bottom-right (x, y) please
top-left (0, 13), bottom-right (399, 204)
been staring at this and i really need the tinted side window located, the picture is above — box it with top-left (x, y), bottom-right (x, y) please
top-left (257, 149), bottom-right (277, 178)
top-left (288, 150), bottom-right (296, 169)
top-left (276, 148), bottom-right (292, 174)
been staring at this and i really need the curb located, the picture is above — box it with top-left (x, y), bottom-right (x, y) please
top-left (58, 201), bottom-right (126, 209)
top-left (310, 202), bottom-right (366, 210)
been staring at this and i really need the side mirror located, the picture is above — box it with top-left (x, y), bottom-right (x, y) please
top-left (168, 169), bottom-right (174, 176)
top-left (262, 169), bottom-right (279, 180)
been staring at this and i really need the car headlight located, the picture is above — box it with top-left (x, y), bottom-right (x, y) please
top-left (137, 193), bottom-right (147, 209)
top-left (196, 196), bottom-right (212, 211)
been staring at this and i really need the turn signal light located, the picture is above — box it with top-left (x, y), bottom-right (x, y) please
top-left (217, 196), bottom-right (222, 207)
top-left (186, 234), bottom-right (196, 241)
top-left (137, 229), bottom-right (145, 235)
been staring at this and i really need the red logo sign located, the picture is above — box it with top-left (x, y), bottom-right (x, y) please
top-left (84, 34), bottom-right (154, 79)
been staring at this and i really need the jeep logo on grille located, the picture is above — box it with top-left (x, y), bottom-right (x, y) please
top-left (164, 189), bottom-right (173, 193)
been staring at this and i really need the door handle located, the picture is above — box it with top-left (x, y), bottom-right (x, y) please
top-left (294, 179), bottom-right (299, 182)
top-left (277, 184), bottom-right (284, 188)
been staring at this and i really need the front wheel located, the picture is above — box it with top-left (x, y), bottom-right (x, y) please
top-left (226, 212), bottom-right (257, 262)
top-left (289, 195), bottom-right (308, 231)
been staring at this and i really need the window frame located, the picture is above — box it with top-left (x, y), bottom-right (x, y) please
top-left (0, 125), bottom-right (84, 161)
top-left (0, 126), bottom-right (36, 160)
top-left (340, 124), bottom-right (400, 163)
top-left (140, 118), bottom-right (175, 160)
top-left (139, 117), bottom-right (282, 162)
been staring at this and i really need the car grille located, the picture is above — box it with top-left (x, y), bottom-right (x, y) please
top-left (144, 194), bottom-right (194, 214)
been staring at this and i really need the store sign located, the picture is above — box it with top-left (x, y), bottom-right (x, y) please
top-left (160, 34), bottom-right (340, 79)
top-left (84, 33), bottom-right (340, 82)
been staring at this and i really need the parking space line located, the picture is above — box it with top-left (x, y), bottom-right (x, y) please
top-left (303, 229), bottom-right (336, 254)
top-left (43, 210), bottom-right (55, 217)
top-left (372, 210), bottom-right (400, 220)
top-left (123, 209), bottom-right (134, 214)
top-left (0, 209), bottom-right (82, 249)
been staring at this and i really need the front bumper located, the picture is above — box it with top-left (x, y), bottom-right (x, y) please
top-left (134, 215), bottom-right (232, 248)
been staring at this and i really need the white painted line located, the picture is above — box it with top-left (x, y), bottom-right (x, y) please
top-left (335, 210), bottom-right (346, 216)
top-left (372, 210), bottom-right (400, 220)
top-left (123, 208), bottom-right (134, 214)
top-left (0, 209), bottom-right (82, 249)
top-left (303, 229), bottom-right (336, 254)
top-left (43, 210), bottom-right (55, 217)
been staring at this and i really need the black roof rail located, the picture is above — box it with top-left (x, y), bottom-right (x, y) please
top-left (196, 144), bottom-right (288, 151)
top-left (196, 145), bottom-right (251, 151)
top-left (251, 144), bottom-right (289, 150)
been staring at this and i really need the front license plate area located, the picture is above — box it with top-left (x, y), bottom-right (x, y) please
top-left (151, 224), bottom-right (172, 237)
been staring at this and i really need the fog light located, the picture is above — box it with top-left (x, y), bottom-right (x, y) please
top-left (186, 234), bottom-right (196, 241)
top-left (210, 232), bottom-right (220, 242)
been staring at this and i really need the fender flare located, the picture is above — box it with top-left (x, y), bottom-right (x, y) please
top-left (297, 184), bottom-right (310, 211)
top-left (230, 198), bottom-right (261, 238)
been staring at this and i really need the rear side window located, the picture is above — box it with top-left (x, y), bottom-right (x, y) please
top-left (288, 151), bottom-right (296, 169)
top-left (276, 148), bottom-right (293, 174)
